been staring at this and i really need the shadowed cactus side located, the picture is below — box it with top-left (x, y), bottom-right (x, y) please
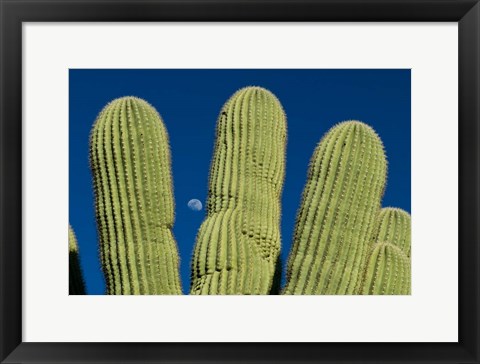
top-left (269, 256), bottom-right (283, 295)
top-left (90, 96), bottom-right (182, 295)
top-left (360, 242), bottom-right (411, 295)
top-left (69, 225), bottom-right (86, 295)
top-left (190, 87), bottom-right (287, 294)
top-left (373, 208), bottom-right (411, 257)
top-left (283, 121), bottom-right (387, 295)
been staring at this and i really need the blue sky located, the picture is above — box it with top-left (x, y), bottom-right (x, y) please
top-left (69, 69), bottom-right (411, 294)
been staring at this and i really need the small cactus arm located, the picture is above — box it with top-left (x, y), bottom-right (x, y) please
top-left (372, 207), bottom-right (411, 257)
top-left (283, 121), bottom-right (387, 295)
top-left (190, 87), bottom-right (287, 294)
top-left (69, 225), bottom-right (86, 295)
top-left (360, 242), bottom-right (411, 295)
top-left (90, 97), bottom-right (182, 295)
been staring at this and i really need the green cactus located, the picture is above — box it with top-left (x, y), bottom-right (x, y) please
top-left (373, 207), bottom-right (411, 256)
top-left (80, 89), bottom-right (408, 296)
top-left (190, 87), bottom-right (287, 295)
top-left (283, 121), bottom-right (387, 295)
top-left (90, 96), bottom-right (182, 295)
top-left (69, 225), bottom-right (86, 295)
top-left (360, 242), bottom-right (411, 295)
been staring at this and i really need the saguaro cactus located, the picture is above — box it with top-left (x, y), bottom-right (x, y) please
top-left (360, 242), bottom-right (411, 295)
top-left (69, 225), bottom-right (86, 295)
top-left (284, 121), bottom-right (387, 295)
top-left (90, 97), bottom-right (181, 295)
top-left (190, 87), bottom-right (287, 295)
top-left (373, 207), bottom-right (411, 256)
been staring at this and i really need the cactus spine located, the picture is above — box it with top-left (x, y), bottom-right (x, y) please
top-left (373, 208), bottom-right (411, 256)
top-left (69, 225), bottom-right (86, 295)
top-left (190, 87), bottom-right (287, 294)
top-left (360, 242), bottom-right (411, 295)
top-left (90, 97), bottom-right (181, 295)
top-left (283, 121), bottom-right (387, 295)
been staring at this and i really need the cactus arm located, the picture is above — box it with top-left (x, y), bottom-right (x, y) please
top-left (361, 242), bottom-right (411, 295)
top-left (373, 207), bottom-right (411, 256)
top-left (283, 121), bottom-right (387, 295)
top-left (68, 225), bottom-right (86, 295)
top-left (359, 207), bottom-right (411, 295)
top-left (90, 97), bottom-right (181, 295)
top-left (190, 87), bottom-right (287, 295)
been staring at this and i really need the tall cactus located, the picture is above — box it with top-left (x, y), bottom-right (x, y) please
top-left (190, 87), bottom-right (287, 295)
top-left (283, 121), bottom-right (387, 295)
top-left (372, 207), bottom-right (411, 256)
top-left (90, 96), bottom-right (182, 295)
top-left (69, 225), bottom-right (86, 295)
top-left (360, 242), bottom-right (411, 295)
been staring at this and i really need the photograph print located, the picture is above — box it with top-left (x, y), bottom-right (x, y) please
top-left (69, 69), bottom-right (411, 295)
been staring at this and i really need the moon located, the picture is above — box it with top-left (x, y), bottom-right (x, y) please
top-left (187, 199), bottom-right (203, 211)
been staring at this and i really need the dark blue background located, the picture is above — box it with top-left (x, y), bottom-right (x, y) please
top-left (69, 69), bottom-right (411, 295)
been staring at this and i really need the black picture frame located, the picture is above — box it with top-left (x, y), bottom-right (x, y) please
top-left (1, 0), bottom-right (479, 363)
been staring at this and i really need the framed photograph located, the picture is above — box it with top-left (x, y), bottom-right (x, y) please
top-left (1, 0), bottom-right (479, 363)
